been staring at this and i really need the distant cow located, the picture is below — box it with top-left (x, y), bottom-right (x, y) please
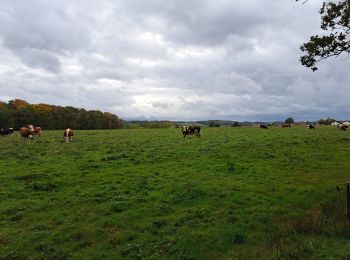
top-left (64, 128), bottom-right (74, 142)
top-left (307, 124), bottom-right (315, 129)
top-left (33, 127), bottom-right (42, 137)
top-left (259, 124), bottom-right (268, 129)
top-left (181, 125), bottom-right (201, 138)
top-left (337, 124), bottom-right (348, 131)
top-left (332, 122), bottom-right (339, 126)
top-left (282, 123), bottom-right (292, 128)
top-left (19, 127), bottom-right (34, 142)
top-left (0, 128), bottom-right (14, 137)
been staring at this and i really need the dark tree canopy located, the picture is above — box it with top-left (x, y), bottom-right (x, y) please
top-left (298, 0), bottom-right (350, 71)
top-left (285, 117), bottom-right (295, 124)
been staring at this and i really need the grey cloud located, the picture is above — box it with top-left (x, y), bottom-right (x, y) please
top-left (0, 0), bottom-right (349, 121)
top-left (0, 0), bottom-right (90, 72)
top-left (17, 48), bottom-right (61, 73)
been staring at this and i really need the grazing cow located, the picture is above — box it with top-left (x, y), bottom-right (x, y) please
top-left (0, 128), bottom-right (14, 137)
top-left (307, 124), bottom-right (315, 129)
top-left (33, 127), bottom-right (42, 137)
top-left (282, 123), bottom-right (292, 128)
top-left (259, 124), bottom-right (268, 129)
top-left (19, 127), bottom-right (34, 142)
top-left (337, 124), bottom-right (348, 131)
top-left (181, 125), bottom-right (201, 138)
top-left (64, 128), bottom-right (74, 142)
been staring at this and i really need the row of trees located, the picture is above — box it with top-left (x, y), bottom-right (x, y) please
top-left (0, 99), bottom-right (123, 130)
top-left (126, 121), bottom-right (176, 128)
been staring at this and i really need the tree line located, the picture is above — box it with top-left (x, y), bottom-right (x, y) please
top-left (0, 99), bottom-right (123, 130)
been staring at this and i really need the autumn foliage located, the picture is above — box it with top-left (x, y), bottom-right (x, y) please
top-left (0, 99), bottom-right (123, 130)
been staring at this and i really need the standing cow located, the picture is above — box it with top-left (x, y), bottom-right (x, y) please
top-left (0, 128), bottom-right (14, 137)
top-left (282, 123), bottom-right (292, 128)
top-left (64, 128), bottom-right (74, 142)
top-left (33, 127), bottom-right (42, 137)
top-left (259, 124), bottom-right (268, 129)
top-left (26, 125), bottom-right (42, 137)
top-left (181, 125), bottom-right (201, 138)
top-left (307, 124), bottom-right (315, 129)
top-left (337, 124), bottom-right (348, 131)
top-left (19, 127), bottom-right (34, 142)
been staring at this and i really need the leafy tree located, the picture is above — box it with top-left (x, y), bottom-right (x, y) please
top-left (0, 99), bottom-right (123, 130)
top-left (78, 109), bottom-right (89, 130)
top-left (285, 117), bottom-right (295, 124)
top-left (318, 117), bottom-right (336, 125)
top-left (298, 0), bottom-right (350, 71)
top-left (0, 110), bottom-right (13, 127)
top-left (31, 104), bottom-right (55, 129)
top-left (209, 122), bottom-right (221, 127)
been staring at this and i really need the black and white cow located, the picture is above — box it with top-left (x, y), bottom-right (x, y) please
top-left (0, 128), bottom-right (14, 137)
top-left (307, 124), bottom-right (315, 129)
top-left (181, 125), bottom-right (201, 138)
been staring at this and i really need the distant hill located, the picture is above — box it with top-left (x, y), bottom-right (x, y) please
top-left (0, 99), bottom-right (123, 130)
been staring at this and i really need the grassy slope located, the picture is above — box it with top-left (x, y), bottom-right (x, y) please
top-left (0, 126), bottom-right (350, 259)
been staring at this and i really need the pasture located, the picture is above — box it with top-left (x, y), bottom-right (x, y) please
top-left (1, 126), bottom-right (350, 259)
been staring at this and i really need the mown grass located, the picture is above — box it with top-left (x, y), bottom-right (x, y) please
top-left (0, 126), bottom-right (350, 259)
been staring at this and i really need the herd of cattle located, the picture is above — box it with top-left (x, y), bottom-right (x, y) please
top-left (259, 122), bottom-right (349, 131)
top-left (1, 122), bottom-right (349, 142)
top-left (0, 125), bottom-right (74, 142)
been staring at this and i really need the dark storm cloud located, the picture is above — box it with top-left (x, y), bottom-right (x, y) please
top-left (0, 0), bottom-right (348, 121)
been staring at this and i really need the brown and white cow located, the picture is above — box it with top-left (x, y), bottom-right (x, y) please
top-left (63, 128), bottom-right (74, 142)
top-left (337, 124), bottom-right (348, 131)
top-left (282, 123), bottom-right (292, 128)
top-left (19, 127), bottom-right (34, 142)
top-left (181, 125), bottom-right (201, 138)
top-left (33, 127), bottom-right (42, 137)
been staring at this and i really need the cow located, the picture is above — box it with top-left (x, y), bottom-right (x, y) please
top-left (63, 128), bottom-right (74, 142)
top-left (181, 125), bottom-right (201, 138)
top-left (19, 127), bottom-right (34, 142)
top-left (33, 127), bottom-right (42, 137)
top-left (0, 128), bottom-right (14, 137)
top-left (259, 124), bottom-right (268, 129)
top-left (282, 123), bottom-right (292, 128)
top-left (332, 122), bottom-right (339, 126)
top-left (307, 124), bottom-right (315, 129)
top-left (337, 124), bottom-right (348, 131)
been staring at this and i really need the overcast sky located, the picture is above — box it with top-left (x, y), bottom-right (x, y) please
top-left (0, 0), bottom-right (349, 121)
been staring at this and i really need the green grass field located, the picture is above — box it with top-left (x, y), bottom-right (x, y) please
top-left (1, 126), bottom-right (350, 259)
